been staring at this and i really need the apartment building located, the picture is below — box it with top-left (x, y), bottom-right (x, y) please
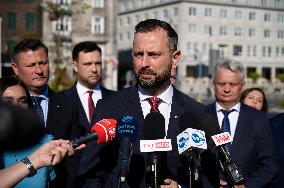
top-left (117, 0), bottom-right (284, 95)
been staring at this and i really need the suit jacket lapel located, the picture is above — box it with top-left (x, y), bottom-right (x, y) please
top-left (231, 104), bottom-right (249, 155)
top-left (46, 96), bottom-right (61, 131)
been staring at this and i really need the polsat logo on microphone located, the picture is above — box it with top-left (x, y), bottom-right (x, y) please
top-left (177, 128), bottom-right (207, 154)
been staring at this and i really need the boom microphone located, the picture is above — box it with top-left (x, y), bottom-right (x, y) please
top-left (70, 119), bottom-right (117, 148)
top-left (116, 115), bottom-right (138, 184)
top-left (200, 113), bottom-right (246, 186)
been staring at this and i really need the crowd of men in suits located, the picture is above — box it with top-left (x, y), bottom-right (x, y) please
top-left (1, 18), bottom-right (283, 188)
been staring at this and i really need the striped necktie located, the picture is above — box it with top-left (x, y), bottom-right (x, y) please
top-left (220, 109), bottom-right (235, 151)
top-left (31, 96), bottom-right (45, 126)
top-left (147, 97), bottom-right (161, 112)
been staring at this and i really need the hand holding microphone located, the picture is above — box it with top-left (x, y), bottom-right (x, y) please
top-left (70, 118), bottom-right (117, 148)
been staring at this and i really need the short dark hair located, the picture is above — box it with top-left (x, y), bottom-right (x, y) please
top-left (240, 87), bottom-right (268, 112)
top-left (134, 19), bottom-right (178, 53)
top-left (0, 76), bottom-right (33, 108)
top-left (72, 41), bottom-right (102, 61)
top-left (13, 39), bottom-right (48, 63)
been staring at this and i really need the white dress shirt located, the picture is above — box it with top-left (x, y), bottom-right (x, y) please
top-left (138, 84), bottom-right (173, 137)
top-left (216, 102), bottom-right (241, 139)
top-left (76, 82), bottom-right (102, 123)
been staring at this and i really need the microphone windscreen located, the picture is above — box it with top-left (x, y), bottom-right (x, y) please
top-left (179, 112), bottom-right (203, 132)
top-left (91, 119), bottom-right (117, 144)
top-left (0, 103), bottom-right (45, 150)
top-left (116, 115), bottom-right (138, 142)
top-left (199, 113), bottom-right (221, 140)
top-left (143, 112), bottom-right (165, 140)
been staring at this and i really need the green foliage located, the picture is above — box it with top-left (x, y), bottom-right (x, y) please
top-left (248, 72), bottom-right (260, 82)
top-left (276, 73), bottom-right (284, 82)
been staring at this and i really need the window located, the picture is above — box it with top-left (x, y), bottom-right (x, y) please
top-left (253, 46), bottom-right (257, 57)
top-left (7, 40), bottom-right (16, 52)
top-left (55, 0), bottom-right (70, 5)
top-left (127, 16), bottom-right (131, 24)
top-left (264, 29), bottom-right (271, 38)
top-left (186, 65), bottom-right (195, 77)
top-left (249, 12), bottom-right (256, 20)
top-left (220, 9), bottom-right (227, 18)
top-left (276, 47), bottom-right (280, 57)
top-left (278, 14), bottom-right (284, 23)
top-left (92, 16), bottom-right (104, 34)
top-left (25, 12), bottom-right (35, 31)
top-left (136, 15), bottom-right (140, 22)
top-left (261, 0), bottom-right (267, 6)
top-left (234, 27), bottom-right (242, 36)
top-left (274, 0), bottom-right (280, 7)
top-left (173, 7), bottom-right (178, 16)
top-left (205, 8), bottom-right (212, 17)
top-left (262, 46), bottom-right (266, 57)
top-left (204, 25), bottom-right (212, 35)
top-left (119, 33), bottom-right (123, 40)
top-left (8, 12), bottom-right (16, 29)
top-left (253, 46), bottom-right (257, 56)
top-left (235, 10), bottom-right (242, 19)
top-left (268, 46), bottom-right (272, 57)
top-left (282, 47), bottom-right (284, 56)
top-left (189, 24), bottom-right (196, 33)
top-left (92, 0), bottom-right (104, 7)
top-left (233, 45), bottom-right (242, 56)
top-left (264, 13), bottom-right (270, 22)
top-left (278, 30), bottom-right (284, 39)
top-left (187, 42), bottom-right (194, 55)
top-left (247, 45), bottom-right (251, 56)
top-left (26, 0), bottom-right (34, 3)
top-left (127, 32), bottom-right (131, 39)
top-left (248, 28), bottom-right (255, 37)
top-left (163, 9), bottom-right (169, 18)
top-left (219, 26), bottom-right (227, 35)
top-left (54, 16), bottom-right (71, 35)
top-left (189, 7), bottom-right (196, 16)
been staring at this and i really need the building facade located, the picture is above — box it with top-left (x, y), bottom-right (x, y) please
top-left (117, 0), bottom-right (284, 96)
top-left (0, 0), bottom-right (43, 77)
top-left (42, 0), bottom-right (118, 90)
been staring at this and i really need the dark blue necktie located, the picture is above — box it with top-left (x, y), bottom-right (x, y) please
top-left (220, 109), bottom-right (235, 151)
top-left (31, 96), bottom-right (45, 126)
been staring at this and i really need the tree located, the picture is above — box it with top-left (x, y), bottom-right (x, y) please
top-left (248, 72), bottom-right (260, 82)
top-left (41, 0), bottom-right (89, 91)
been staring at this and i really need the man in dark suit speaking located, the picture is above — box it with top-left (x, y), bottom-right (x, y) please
top-left (77, 19), bottom-right (205, 187)
top-left (206, 60), bottom-right (277, 187)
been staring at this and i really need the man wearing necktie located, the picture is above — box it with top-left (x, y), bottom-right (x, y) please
top-left (78, 19), bottom-right (205, 187)
top-left (11, 39), bottom-right (82, 187)
top-left (205, 60), bottom-right (277, 188)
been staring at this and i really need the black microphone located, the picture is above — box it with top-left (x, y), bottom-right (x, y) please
top-left (116, 115), bottom-right (138, 185)
top-left (200, 113), bottom-right (246, 186)
top-left (70, 119), bottom-right (117, 148)
top-left (143, 112), bottom-right (165, 188)
top-left (179, 112), bottom-right (205, 187)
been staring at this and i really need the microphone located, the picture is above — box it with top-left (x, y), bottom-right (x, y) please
top-left (177, 112), bottom-right (207, 186)
top-left (70, 119), bottom-right (117, 148)
top-left (142, 112), bottom-right (168, 188)
top-left (200, 113), bottom-right (246, 186)
top-left (116, 115), bottom-right (138, 184)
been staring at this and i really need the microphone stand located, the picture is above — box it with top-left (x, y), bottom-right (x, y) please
top-left (186, 149), bottom-right (201, 188)
top-left (153, 152), bottom-right (160, 188)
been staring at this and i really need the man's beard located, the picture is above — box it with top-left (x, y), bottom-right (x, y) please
top-left (135, 63), bottom-right (171, 90)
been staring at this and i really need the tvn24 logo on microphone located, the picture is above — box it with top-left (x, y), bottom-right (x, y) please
top-left (177, 128), bottom-right (207, 155)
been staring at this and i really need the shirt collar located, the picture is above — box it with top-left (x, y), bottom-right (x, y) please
top-left (216, 102), bottom-right (241, 112)
top-left (138, 84), bottom-right (173, 105)
top-left (30, 86), bottom-right (49, 100)
top-left (76, 81), bottom-right (101, 96)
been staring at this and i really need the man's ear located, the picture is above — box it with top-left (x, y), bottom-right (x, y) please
top-left (73, 61), bottom-right (79, 73)
top-left (171, 50), bottom-right (181, 69)
top-left (11, 61), bottom-right (19, 76)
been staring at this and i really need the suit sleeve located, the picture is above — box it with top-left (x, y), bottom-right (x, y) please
top-left (245, 117), bottom-right (278, 188)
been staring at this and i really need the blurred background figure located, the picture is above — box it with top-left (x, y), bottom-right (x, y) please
top-left (0, 76), bottom-right (56, 188)
top-left (0, 76), bottom-right (33, 108)
top-left (269, 113), bottom-right (284, 188)
top-left (240, 87), bottom-right (268, 112)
